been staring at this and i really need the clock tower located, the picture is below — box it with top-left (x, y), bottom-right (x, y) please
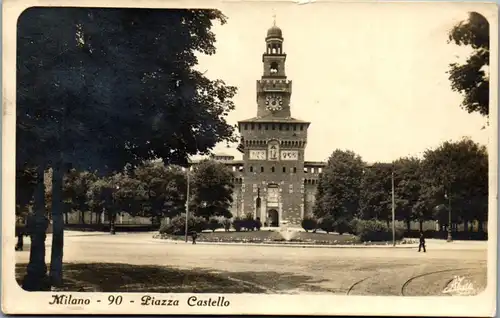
top-left (237, 22), bottom-right (311, 227)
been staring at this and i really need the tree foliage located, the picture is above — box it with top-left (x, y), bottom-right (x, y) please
top-left (448, 12), bottom-right (489, 116)
top-left (191, 160), bottom-right (234, 219)
top-left (314, 150), bottom-right (364, 221)
top-left (359, 163), bottom-right (392, 221)
top-left (421, 138), bottom-right (488, 228)
top-left (133, 162), bottom-right (188, 222)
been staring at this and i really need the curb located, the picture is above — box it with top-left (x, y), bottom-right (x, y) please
top-left (151, 239), bottom-right (419, 249)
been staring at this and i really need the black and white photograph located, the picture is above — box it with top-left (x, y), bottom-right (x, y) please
top-left (2, 0), bottom-right (497, 316)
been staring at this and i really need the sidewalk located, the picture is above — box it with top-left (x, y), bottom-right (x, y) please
top-left (154, 238), bottom-right (420, 249)
top-left (153, 238), bottom-right (487, 250)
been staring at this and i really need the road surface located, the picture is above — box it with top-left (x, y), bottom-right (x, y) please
top-left (15, 232), bottom-right (488, 295)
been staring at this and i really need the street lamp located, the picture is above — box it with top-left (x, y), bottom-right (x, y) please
top-left (184, 165), bottom-right (190, 243)
top-left (444, 190), bottom-right (452, 242)
top-left (256, 186), bottom-right (261, 220)
top-left (110, 185), bottom-right (119, 235)
top-left (391, 169), bottom-right (395, 247)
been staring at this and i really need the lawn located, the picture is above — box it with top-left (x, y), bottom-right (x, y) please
top-left (15, 263), bottom-right (265, 293)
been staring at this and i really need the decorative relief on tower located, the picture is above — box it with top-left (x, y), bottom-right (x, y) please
top-left (249, 149), bottom-right (266, 160)
top-left (281, 150), bottom-right (298, 160)
top-left (267, 140), bottom-right (280, 161)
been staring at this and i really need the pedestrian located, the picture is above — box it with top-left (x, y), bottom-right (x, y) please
top-left (418, 231), bottom-right (426, 253)
top-left (15, 227), bottom-right (24, 251)
top-left (191, 231), bottom-right (198, 245)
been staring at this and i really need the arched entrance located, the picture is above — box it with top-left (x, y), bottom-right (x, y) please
top-left (268, 209), bottom-right (279, 227)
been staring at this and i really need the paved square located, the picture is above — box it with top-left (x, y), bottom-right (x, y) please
top-left (15, 232), bottom-right (487, 295)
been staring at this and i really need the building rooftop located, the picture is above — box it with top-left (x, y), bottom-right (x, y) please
top-left (238, 116), bottom-right (310, 124)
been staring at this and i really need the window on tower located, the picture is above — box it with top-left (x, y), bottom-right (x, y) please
top-left (250, 166), bottom-right (253, 173)
top-left (271, 167), bottom-right (275, 173)
top-left (270, 62), bottom-right (279, 74)
top-left (261, 166), bottom-right (264, 173)
top-left (282, 167), bottom-right (286, 173)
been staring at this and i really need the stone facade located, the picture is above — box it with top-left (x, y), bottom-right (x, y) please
top-left (210, 24), bottom-right (326, 226)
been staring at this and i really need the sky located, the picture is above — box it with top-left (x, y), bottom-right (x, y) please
top-left (195, 1), bottom-right (491, 163)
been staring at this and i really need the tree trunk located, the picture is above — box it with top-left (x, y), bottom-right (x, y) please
top-left (406, 219), bottom-right (411, 234)
top-left (63, 211), bottom-right (68, 224)
top-left (50, 162), bottom-right (64, 288)
top-left (463, 220), bottom-right (468, 233)
top-left (478, 220), bottom-right (484, 232)
top-left (22, 164), bottom-right (50, 291)
top-left (419, 220), bottom-right (423, 232)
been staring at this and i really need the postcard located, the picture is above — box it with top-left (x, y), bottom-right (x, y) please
top-left (2, 0), bottom-right (497, 316)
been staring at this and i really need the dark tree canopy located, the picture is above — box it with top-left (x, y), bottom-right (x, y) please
top-left (17, 8), bottom-right (237, 173)
top-left (448, 12), bottom-right (489, 116)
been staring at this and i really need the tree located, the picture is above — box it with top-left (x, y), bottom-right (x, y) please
top-left (421, 138), bottom-right (488, 231)
top-left (314, 150), bottom-right (364, 222)
top-left (448, 12), bottom-right (489, 116)
top-left (359, 163), bottom-right (392, 224)
top-left (191, 160), bottom-right (234, 219)
top-left (392, 157), bottom-right (423, 232)
top-left (17, 8), bottom-right (237, 289)
top-left (63, 170), bottom-right (98, 224)
top-left (133, 162), bottom-right (188, 224)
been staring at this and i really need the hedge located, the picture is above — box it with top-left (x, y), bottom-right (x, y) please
top-left (159, 214), bottom-right (206, 235)
top-left (404, 229), bottom-right (487, 241)
top-left (354, 219), bottom-right (405, 242)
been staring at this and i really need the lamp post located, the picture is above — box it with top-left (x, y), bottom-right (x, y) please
top-left (184, 165), bottom-right (190, 243)
top-left (256, 187), bottom-right (261, 220)
top-left (444, 190), bottom-right (452, 242)
top-left (110, 185), bottom-right (119, 235)
top-left (391, 170), bottom-right (396, 247)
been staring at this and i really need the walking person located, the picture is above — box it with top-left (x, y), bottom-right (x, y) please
top-left (191, 231), bottom-right (198, 245)
top-left (418, 231), bottom-right (426, 253)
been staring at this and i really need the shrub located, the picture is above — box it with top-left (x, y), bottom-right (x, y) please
top-left (349, 218), bottom-right (361, 235)
top-left (159, 214), bottom-right (207, 235)
top-left (232, 216), bottom-right (244, 232)
top-left (242, 213), bottom-right (256, 231)
top-left (355, 219), bottom-right (404, 242)
top-left (319, 215), bottom-right (335, 234)
top-left (334, 219), bottom-right (352, 235)
top-left (301, 215), bottom-right (318, 232)
top-left (222, 218), bottom-right (232, 232)
top-left (255, 217), bottom-right (262, 231)
top-left (207, 216), bottom-right (223, 233)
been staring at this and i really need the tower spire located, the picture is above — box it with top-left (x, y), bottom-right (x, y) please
top-left (272, 12), bottom-right (276, 26)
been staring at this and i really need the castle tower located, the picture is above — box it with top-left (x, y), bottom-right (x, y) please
top-left (237, 22), bottom-right (311, 226)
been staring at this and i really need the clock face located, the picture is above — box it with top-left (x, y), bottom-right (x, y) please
top-left (265, 94), bottom-right (283, 112)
